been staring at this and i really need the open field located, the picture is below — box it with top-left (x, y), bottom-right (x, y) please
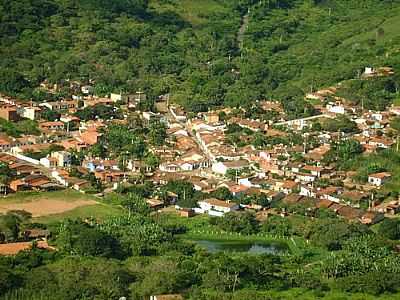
top-left (0, 190), bottom-right (123, 222)
top-left (35, 203), bottom-right (124, 224)
top-left (0, 199), bottom-right (97, 217)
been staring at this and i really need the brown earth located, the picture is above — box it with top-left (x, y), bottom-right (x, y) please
top-left (0, 199), bottom-right (97, 217)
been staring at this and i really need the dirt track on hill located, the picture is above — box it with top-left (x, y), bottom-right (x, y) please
top-left (0, 199), bottom-right (97, 217)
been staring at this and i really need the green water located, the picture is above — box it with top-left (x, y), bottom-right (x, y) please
top-left (191, 239), bottom-right (287, 254)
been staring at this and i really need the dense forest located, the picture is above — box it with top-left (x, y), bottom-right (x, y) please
top-left (1, 0), bottom-right (400, 115)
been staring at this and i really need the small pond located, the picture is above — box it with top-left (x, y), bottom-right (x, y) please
top-left (191, 239), bottom-right (288, 255)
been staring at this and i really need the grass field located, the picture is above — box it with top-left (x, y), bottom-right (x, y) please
top-left (35, 203), bottom-right (124, 224)
top-left (0, 190), bottom-right (97, 204)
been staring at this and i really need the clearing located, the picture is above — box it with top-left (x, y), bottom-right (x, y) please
top-left (0, 190), bottom-right (116, 219)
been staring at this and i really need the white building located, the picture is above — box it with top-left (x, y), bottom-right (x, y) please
top-left (19, 107), bottom-right (41, 120)
top-left (368, 172), bottom-right (391, 186)
top-left (212, 159), bottom-right (249, 175)
top-left (197, 198), bottom-right (239, 217)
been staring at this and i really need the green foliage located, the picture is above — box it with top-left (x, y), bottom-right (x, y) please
top-left (56, 220), bottom-right (122, 258)
top-left (74, 104), bottom-right (123, 121)
top-left (324, 139), bottom-right (363, 164)
top-left (0, 210), bottom-right (32, 242)
top-left (21, 257), bottom-right (134, 300)
top-left (378, 218), bottom-right (400, 240)
top-left (261, 215), bottom-right (293, 236)
top-left (0, 119), bottom-right (40, 138)
top-left (216, 212), bottom-right (259, 235)
top-left (305, 218), bottom-right (371, 250)
top-left (321, 116), bottom-right (359, 133)
top-left (336, 77), bottom-right (398, 111)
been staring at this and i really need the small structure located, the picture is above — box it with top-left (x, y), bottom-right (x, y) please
top-left (368, 172), bottom-right (391, 186)
top-left (180, 208), bottom-right (195, 218)
top-left (197, 198), bottom-right (239, 217)
top-left (0, 104), bottom-right (19, 121)
top-left (212, 160), bottom-right (249, 176)
top-left (360, 211), bottom-right (384, 225)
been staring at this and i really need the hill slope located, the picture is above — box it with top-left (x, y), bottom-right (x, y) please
top-left (0, 0), bottom-right (399, 113)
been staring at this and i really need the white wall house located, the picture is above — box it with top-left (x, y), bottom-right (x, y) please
top-left (368, 172), bottom-right (391, 186)
top-left (212, 160), bottom-right (249, 175)
top-left (197, 198), bottom-right (239, 217)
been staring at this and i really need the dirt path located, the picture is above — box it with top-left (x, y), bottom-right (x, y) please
top-left (238, 10), bottom-right (250, 52)
top-left (0, 199), bottom-right (98, 217)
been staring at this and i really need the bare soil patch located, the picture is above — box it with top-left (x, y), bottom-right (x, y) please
top-left (0, 198), bottom-right (97, 217)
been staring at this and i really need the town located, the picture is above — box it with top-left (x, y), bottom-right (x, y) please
top-left (0, 66), bottom-right (398, 229)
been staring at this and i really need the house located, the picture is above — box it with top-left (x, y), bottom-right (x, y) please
top-left (375, 200), bottom-right (400, 215)
top-left (9, 179), bottom-right (27, 192)
top-left (368, 172), bottom-right (391, 186)
top-left (302, 165), bottom-right (324, 177)
top-left (170, 106), bottom-right (187, 122)
top-left (0, 104), bottom-right (19, 121)
top-left (40, 156), bottom-right (58, 168)
top-left (146, 198), bottom-right (164, 210)
top-left (80, 130), bottom-right (102, 146)
top-left (336, 206), bottom-right (363, 221)
top-left (40, 151), bottom-right (71, 168)
top-left (204, 112), bottom-right (219, 124)
top-left (19, 106), bottom-right (41, 120)
top-left (83, 159), bottom-right (119, 172)
top-left (94, 170), bottom-right (124, 183)
top-left (280, 180), bottom-right (299, 194)
top-left (0, 136), bottom-right (13, 151)
top-left (283, 193), bottom-right (304, 204)
top-left (143, 111), bottom-right (164, 123)
top-left (159, 162), bottom-right (180, 173)
top-left (360, 211), bottom-right (384, 225)
top-left (40, 121), bottom-right (65, 132)
top-left (23, 229), bottom-right (50, 240)
top-left (60, 115), bottom-right (80, 130)
top-left (197, 198), bottom-right (239, 217)
top-left (40, 99), bottom-right (78, 111)
top-left (180, 208), bottom-right (195, 218)
top-left (72, 179), bottom-right (90, 191)
top-left (212, 159), bottom-right (250, 175)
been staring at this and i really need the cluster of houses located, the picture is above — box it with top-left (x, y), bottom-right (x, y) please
top-left (0, 67), bottom-right (399, 227)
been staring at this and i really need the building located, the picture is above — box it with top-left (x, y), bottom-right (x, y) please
top-left (360, 211), bottom-right (384, 225)
top-left (80, 130), bottom-right (102, 146)
top-left (0, 104), bottom-right (19, 121)
top-left (40, 151), bottom-right (71, 168)
top-left (197, 198), bottom-right (239, 217)
top-left (19, 106), bottom-right (41, 120)
top-left (204, 112), bottom-right (219, 124)
top-left (40, 99), bottom-right (78, 111)
top-left (212, 160), bottom-right (250, 175)
top-left (368, 172), bottom-right (391, 186)
top-left (40, 121), bottom-right (65, 132)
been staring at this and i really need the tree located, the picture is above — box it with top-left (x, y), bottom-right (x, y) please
top-left (378, 219), bottom-right (400, 240)
top-left (211, 187), bottom-right (233, 201)
top-left (0, 210), bottom-right (31, 242)
top-left (57, 221), bottom-right (122, 258)
top-left (121, 193), bottom-right (150, 216)
top-left (0, 265), bottom-right (21, 297)
top-left (217, 212), bottom-right (259, 234)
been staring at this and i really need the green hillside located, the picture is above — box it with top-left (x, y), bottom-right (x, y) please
top-left (0, 0), bottom-right (399, 113)
top-left (242, 0), bottom-right (400, 100)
